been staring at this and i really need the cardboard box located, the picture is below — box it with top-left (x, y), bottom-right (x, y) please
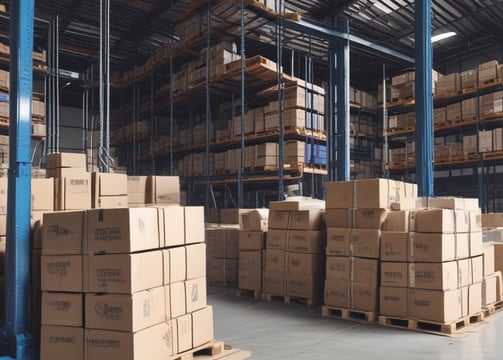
top-left (326, 228), bottom-right (351, 256)
top-left (355, 179), bottom-right (401, 209)
top-left (175, 314), bottom-right (192, 353)
top-left (268, 210), bottom-right (291, 229)
top-left (226, 229), bottom-right (239, 259)
top-left (351, 283), bottom-right (378, 311)
top-left (324, 279), bottom-right (349, 308)
top-left (264, 250), bottom-right (286, 273)
top-left (87, 251), bottom-right (163, 293)
top-left (241, 209), bottom-right (268, 231)
top-left (41, 255), bottom-right (83, 292)
top-left (87, 207), bottom-right (159, 254)
top-left (380, 287), bottom-right (408, 317)
top-left (350, 229), bottom-right (381, 259)
top-left (41, 292), bottom-right (83, 327)
top-left (47, 167), bottom-right (89, 179)
top-left (159, 206), bottom-right (185, 248)
top-left (127, 176), bottom-right (148, 204)
top-left (381, 262), bottom-right (408, 287)
top-left (325, 209), bottom-right (353, 228)
top-left (239, 250), bottom-right (262, 271)
top-left (415, 209), bottom-right (457, 233)
top-left (456, 232), bottom-right (470, 260)
top-left (84, 322), bottom-right (176, 360)
top-left (380, 232), bottom-right (408, 261)
top-left (287, 253), bottom-right (324, 276)
top-left (408, 288), bottom-right (462, 323)
top-left (468, 282), bottom-right (483, 315)
top-left (41, 325), bottom-right (83, 360)
top-left (483, 243), bottom-right (495, 276)
top-left (206, 257), bottom-right (238, 287)
top-left (169, 282), bottom-right (186, 318)
top-left (238, 270), bottom-right (261, 292)
top-left (32, 178), bottom-right (55, 211)
top-left (472, 255), bottom-right (484, 284)
top-left (286, 274), bottom-right (322, 301)
top-left (185, 276), bottom-right (207, 313)
top-left (46, 153), bottom-right (86, 169)
top-left (410, 232), bottom-right (456, 262)
top-left (192, 306), bottom-right (214, 348)
top-left (146, 176), bottom-right (180, 204)
top-left (262, 271), bottom-right (286, 295)
top-left (326, 181), bottom-right (355, 209)
top-left (290, 209), bottom-right (324, 230)
top-left (186, 244), bottom-right (206, 280)
top-left (239, 230), bottom-right (265, 250)
top-left (409, 261), bottom-right (459, 290)
top-left (355, 209), bottom-right (388, 229)
top-left (93, 195), bottom-right (129, 209)
top-left (185, 207), bottom-right (205, 244)
top-left (288, 230), bottom-right (325, 254)
top-left (56, 174), bottom-right (92, 211)
top-left (325, 256), bottom-right (350, 281)
top-left (383, 211), bottom-right (409, 232)
top-left (85, 287), bottom-right (165, 332)
top-left (219, 209), bottom-right (249, 225)
top-left (483, 272), bottom-right (503, 305)
top-left (266, 229), bottom-right (288, 250)
top-left (352, 258), bottom-right (379, 286)
top-left (165, 247), bottom-right (186, 284)
top-left (92, 172), bottom-right (128, 205)
top-left (42, 211), bottom-right (85, 255)
top-left (470, 231), bottom-right (483, 257)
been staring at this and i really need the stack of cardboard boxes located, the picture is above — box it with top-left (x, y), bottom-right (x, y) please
top-left (206, 225), bottom-right (240, 287)
top-left (324, 179), bottom-right (417, 317)
top-left (40, 205), bottom-right (213, 359)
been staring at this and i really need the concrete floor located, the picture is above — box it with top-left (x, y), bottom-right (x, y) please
top-left (208, 286), bottom-right (503, 359)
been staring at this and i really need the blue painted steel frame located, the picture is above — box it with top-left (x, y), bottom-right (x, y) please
top-left (0, 0), bottom-right (36, 359)
top-left (415, 0), bottom-right (434, 196)
top-left (336, 20), bottom-right (350, 181)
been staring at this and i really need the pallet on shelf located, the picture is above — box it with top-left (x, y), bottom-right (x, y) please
top-left (321, 305), bottom-right (376, 323)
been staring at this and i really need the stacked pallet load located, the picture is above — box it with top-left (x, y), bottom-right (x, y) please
top-left (263, 198), bottom-right (325, 305)
top-left (482, 213), bottom-right (503, 302)
top-left (379, 197), bottom-right (500, 334)
top-left (39, 204), bottom-right (222, 359)
top-left (127, 175), bottom-right (181, 207)
top-left (324, 179), bottom-right (417, 322)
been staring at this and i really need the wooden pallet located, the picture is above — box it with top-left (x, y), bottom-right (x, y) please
top-left (236, 289), bottom-right (262, 300)
top-left (264, 293), bottom-right (319, 306)
top-left (386, 126), bottom-right (415, 135)
top-left (172, 341), bottom-right (224, 360)
top-left (483, 150), bottom-right (503, 160)
top-left (378, 313), bottom-right (485, 336)
top-left (194, 345), bottom-right (251, 360)
top-left (321, 306), bottom-right (376, 323)
top-left (484, 300), bottom-right (503, 316)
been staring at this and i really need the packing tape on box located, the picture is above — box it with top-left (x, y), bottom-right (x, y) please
top-left (351, 209), bottom-right (356, 229)
top-left (349, 281), bottom-right (354, 310)
top-left (409, 211), bottom-right (417, 232)
top-left (408, 232), bottom-right (416, 261)
top-left (408, 263), bottom-right (415, 288)
top-left (350, 257), bottom-right (355, 283)
top-left (353, 183), bottom-right (358, 209)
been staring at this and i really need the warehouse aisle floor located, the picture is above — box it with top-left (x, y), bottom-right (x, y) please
top-left (208, 286), bottom-right (503, 359)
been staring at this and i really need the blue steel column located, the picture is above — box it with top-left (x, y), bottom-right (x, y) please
top-left (1, 0), bottom-right (36, 359)
top-left (327, 39), bottom-right (336, 182)
top-left (415, 0), bottom-right (434, 196)
top-left (335, 20), bottom-right (350, 181)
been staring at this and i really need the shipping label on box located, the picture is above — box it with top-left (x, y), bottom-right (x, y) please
top-left (41, 292), bottom-right (83, 327)
top-left (87, 208), bottom-right (159, 254)
top-left (42, 211), bottom-right (85, 255)
top-left (41, 255), bottom-right (83, 292)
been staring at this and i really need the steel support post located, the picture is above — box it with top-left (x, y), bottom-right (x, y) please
top-left (335, 20), bottom-right (350, 181)
top-left (0, 0), bottom-right (36, 359)
top-left (414, 0), bottom-right (434, 197)
top-left (327, 41), bottom-right (336, 182)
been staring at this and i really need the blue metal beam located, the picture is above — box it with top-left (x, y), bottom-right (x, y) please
top-left (327, 43), bottom-right (336, 182)
top-left (336, 20), bottom-right (350, 181)
top-left (284, 18), bottom-right (415, 64)
top-left (0, 0), bottom-right (36, 359)
top-left (415, 0), bottom-right (434, 196)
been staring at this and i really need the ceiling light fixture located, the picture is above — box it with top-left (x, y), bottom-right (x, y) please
top-left (431, 31), bottom-right (457, 43)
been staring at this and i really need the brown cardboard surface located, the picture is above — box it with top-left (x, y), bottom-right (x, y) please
top-left (410, 232), bottom-right (456, 262)
top-left (87, 251), bottom-right (163, 293)
top-left (264, 249), bottom-right (286, 273)
top-left (286, 274), bottom-right (323, 300)
top-left (94, 195), bottom-right (129, 209)
top-left (238, 270), bottom-right (261, 292)
top-left (46, 153), bottom-right (86, 169)
top-left (240, 209), bottom-right (269, 231)
top-left (415, 209), bottom-right (456, 233)
top-left (355, 179), bottom-right (395, 209)
top-left (494, 243), bottom-right (503, 273)
top-left (185, 277), bottom-right (207, 313)
top-left (288, 230), bottom-right (325, 254)
top-left (380, 287), bottom-right (408, 317)
top-left (41, 325), bottom-right (83, 360)
top-left (170, 281), bottom-right (186, 318)
top-left (408, 288), bottom-right (462, 323)
top-left (238, 230), bottom-right (265, 250)
top-left (470, 232), bottom-right (483, 257)
top-left (160, 206), bottom-right (185, 248)
top-left (219, 209), bottom-right (249, 225)
top-left (226, 229), bottom-right (240, 259)
top-left (352, 258), bottom-right (379, 286)
top-left (41, 255), bottom-right (83, 292)
top-left (287, 253), bottom-right (324, 276)
top-left (469, 282), bottom-right (483, 315)
top-left (324, 279), bottom-right (349, 308)
top-left (192, 306), bottom-right (214, 348)
top-left (383, 211), bottom-right (409, 232)
top-left (146, 176), bottom-right (180, 205)
top-left (41, 292), bottom-right (83, 327)
top-left (57, 174), bottom-right (92, 211)
top-left (263, 271), bottom-right (286, 295)
top-left (409, 261), bottom-right (459, 290)
top-left (127, 176), bottom-right (148, 204)
top-left (205, 228), bottom-right (227, 258)
top-left (380, 231), bottom-right (408, 261)
top-left (239, 250), bottom-right (262, 271)
top-left (326, 228), bottom-right (351, 256)
top-left (206, 257), bottom-right (238, 287)
top-left (85, 286), bottom-right (165, 332)
top-left (350, 229), bottom-right (381, 259)
top-left (456, 233), bottom-right (470, 260)
top-left (42, 211), bottom-right (85, 255)
top-left (87, 207), bottom-right (159, 254)
top-left (268, 210), bottom-right (291, 229)
top-left (47, 167), bottom-right (88, 179)
top-left (92, 172), bottom-right (128, 200)
top-left (325, 209), bottom-right (354, 228)
top-left (458, 258), bottom-right (472, 288)
top-left (326, 181), bottom-right (355, 209)
top-left (355, 209), bottom-right (388, 229)
top-left (483, 243), bottom-right (495, 276)
top-left (165, 247), bottom-right (186, 284)
top-left (185, 207), bottom-right (205, 244)
top-left (325, 256), bottom-right (350, 282)
top-left (266, 229), bottom-right (288, 250)
top-left (84, 322), bottom-right (175, 360)
top-left (32, 178), bottom-right (55, 211)
top-left (380, 262), bottom-right (408, 287)
top-left (176, 314), bottom-right (192, 353)
top-left (290, 209), bottom-right (324, 230)
top-left (472, 255), bottom-right (484, 285)
top-left (351, 283), bottom-right (378, 311)
top-left (186, 244), bottom-right (206, 280)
